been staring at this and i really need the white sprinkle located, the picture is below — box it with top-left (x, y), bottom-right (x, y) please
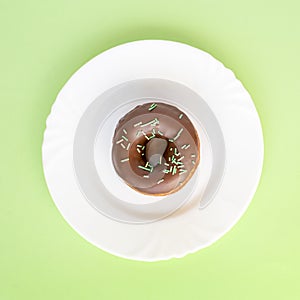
top-left (192, 160), bottom-right (195, 165)
top-left (158, 130), bottom-right (164, 135)
top-left (157, 179), bottom-right (164, 184)
top-left (137, 144), bottom-right (142, 148)
top-left (126, 143), bottom-right (131, 150)
top-left (141, 118), bottom-right (158, 127)
top-left (123, 129), bottom-right (127, 134)
top-left (174, 128), bottom-right (183, 141)
top-left (179, 113), bottom-right (183, 119)
top-left (143, 175), bottom-right (150, 178)
top-left (159, 155), bottom-right (162, 165)
top-left (120, 143), bottom-right (126, 149)
top-left (122, 135), bottom-right (128, 141)
top-left (185, 144), bottom-right (190, 149)
top-left (120, 158), bottom-right (129, 163)
top-left (164, 163), bottom-right (169, 166)
top-left (116, 139), bottom-right (124, 144)
top-left (191, 154), bottom-right (196, 157)
top-left (134, 122), bottom-right (142, 127)
top-left (137, 148), bottom-right (141, 153)
top-left (177, 156), bottom-right (184, 161)
top-left (145, 162), bottom-right (149, 167)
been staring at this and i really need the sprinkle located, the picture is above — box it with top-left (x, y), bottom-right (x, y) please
top-left (179, 113), bottom-right (183, 119)
top-left (134, 122), bottom-right (142, 127)
top-left (148, 103), bottom-right (157, 111)
top-left (149, 134), bottom-right (156, 140)
top-left (170, 147), bottom-right (173, 151)
top-left (116, 139), bottom-right (123, 144)
top-left (164, 163), bottom-right (169, 166)
top-left (157, 179), bottom-right (164, 184)
top-left (174, 128), bottom-right (183, 141)
top-left (141, 118), bottom-right (159, 128)
top-left (159, 155), bottom-right (162, 165)
top-left (169, 139), bottom-right (174, 142)
top-left (143, 175), bottom-right (149, 178)
top-left (120, 143), bottom-right (126, 149)
top-left (126, 143), bottom-right (131, 150)
top-left (172, 166), bottom-right (177, 175)
top-left (177, 156), bottom-right (184, 161)
top-left (145, 162), bottom-right (149, 167)
top-left (181, 145), bottom-right (186, 149)
top-left (145, 135), bottom-right (150, 140)
top-left (168, 156), bottom-right (171, 161)
top-left (142, 153), bottom-right (145, 156)
top-left (137, 148), bottom-right (141, 153)
top-left (191, 154), bottom-right (196, 157)
top-left (137, 144), bottom-right (142, 148)
top-left (152, 128), bottom-right (156, 135)
top-left (138, 166), bottom-right (151, 172)
top-left (163, 169), bottom-right (169, 174)
top-left (177, 161), bottom-right (184, 165)
top-left (122, 135), bottom-right (129, 141)
top-left (136, 130), bottom-right (142, 137)
top-left (192, 160), bottom-right (195, 165)
top-left (120, 158), bottom-right (129, 163)
top-left (178, 165), bottom-right (184, 169)
top-left (185, 144), bottom-right (190, 149)
top-left (142, 146), bottom-right (145, 150)
top-left (170, 166), bottom-right (173, 173)
top-left (158, 130), bottom-right (164, 136)
top-left (149, 164), bottom-right (154, 172)
top-left (179, 169), bottom-right (187, 175)
top-left (123, 129), bottom-right (127, 134)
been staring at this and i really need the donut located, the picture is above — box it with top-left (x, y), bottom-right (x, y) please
top-left (111, 102), bottom-right (200, 196)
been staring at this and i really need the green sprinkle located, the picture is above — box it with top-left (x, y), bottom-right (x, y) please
top-left (123, 129), bottom-right (127, 134)
top-left (138, 166), bottom-right (151, 172)
top-left (126, 143), bottom-right (131, 150)
top-left (143, 175), bottom-right (149, 178)
top-left (148, 103), bottom-right (157, 111)
top-left (158, 130), bottom-right (164, 136)
top-left (157, 179), bottom-right (164, 184)
top-left (142, 146), bottom-right (145, 150)
top-left (192, 160), bottom-right (195, 165)
top-left (149, 135), bottom-right (155, 140)
top-left (134, 122), bottom-right (142, 127)
top-left (172, 166), bottom-right (177, 175)
top-left (120, 143), bottom-right (126, 149)
top-left (122, 135), bottom-right (129, 141)
top-left (174, 128), bottom-right (183, 141)
top-left (141, 119), bottom-right (158, 128)
top-left (179, 113), bottom-right (183, 119)
top-left (116, 139), bottom-right (123, 144)
top-left (191, 154), bottom-right (196, 157)
top-left (120, 158), bottom-right (129, 163)
top-left (177, 156), bottom-right (184, 161)
top-left (163, 169), bottom-right (169, 174)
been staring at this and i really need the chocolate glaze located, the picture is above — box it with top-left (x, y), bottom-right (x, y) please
top-left (111, 102), bottom-right (200, 196)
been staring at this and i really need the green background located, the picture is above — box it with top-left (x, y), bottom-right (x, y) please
top-left (1, 0), bottom-right (299, 299)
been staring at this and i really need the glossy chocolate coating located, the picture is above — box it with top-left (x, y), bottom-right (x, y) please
top-left (111, 102), bottom-right (200, 196)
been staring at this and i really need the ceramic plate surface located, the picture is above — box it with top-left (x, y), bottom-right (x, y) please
top-left (42, 40), bottom-right (264, 261)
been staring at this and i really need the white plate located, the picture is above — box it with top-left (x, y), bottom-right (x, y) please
top-left (42, 40), bottom-right (264, 261)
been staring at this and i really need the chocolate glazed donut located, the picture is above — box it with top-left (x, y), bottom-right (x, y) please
top-left (111, 102), bottom-right (200, 196)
